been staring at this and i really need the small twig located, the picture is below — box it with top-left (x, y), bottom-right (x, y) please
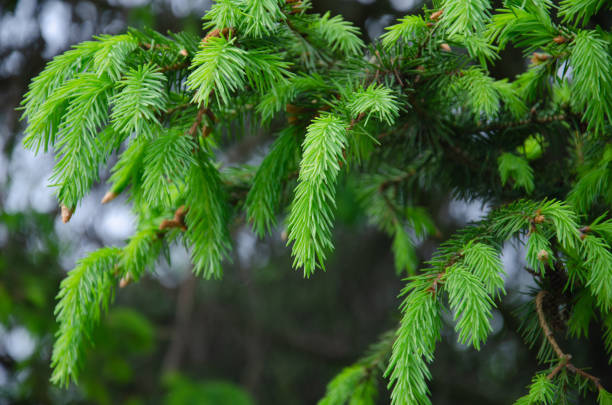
top-left (535, 290), bottom-right (607, 391)
top-left (566, 364), bottom-right (604, 391)
top-left (535, 291), bottom-right (566, 359)
top-left (188, 104), bottom-right (209, 137)
top-left (159, 206), bottom-right (189, 231)
top-left (547, 355), bottom-right (570, 380)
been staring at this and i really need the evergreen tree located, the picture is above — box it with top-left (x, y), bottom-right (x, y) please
top-left (20, 0), bottom-right (612, 403)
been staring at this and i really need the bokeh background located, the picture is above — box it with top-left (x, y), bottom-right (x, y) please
top-left (0, 0), bottom-right (610, 404)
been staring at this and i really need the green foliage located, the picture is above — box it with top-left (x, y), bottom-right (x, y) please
top-left (487, 5), bottom-right (555, 53)
top-left (92, 34), bottom-right (139, 81)
top-left (111, 64), bottom-right (167, 138)
top-left (141, 132), bottom-right (195, 207)
top-left (447, 68), bottom-right (523, 119)
top-left (570, 30), bottom-right (612, 134)
top-left (445, 264), bottom-right (494, 350)
top-left (381, 15), bottom-right (427, 49)
top-left (581, 235), bottom-right (612, 309)
top-left (243, 0), bottom-right (285, 38)
top-left (560, 0), bottom-right (610, 25)
top-left (287, 113), bottom-right (348, 276)
top-left (514, 374), bottom-right (557, 404)
top-left (203, 0), bottom-right (243, 30)
top-left (440, 0), bottom-right (490, 36)
top-left (462, 242), bottom-right (505, 297)
top-left (121, 226), bottom-right (163, 281)
top-left (187, 35), bottom-right (292, 106)
top-left (310, 12), bottom-right (364, 56)
top-left (386, 282), bottom-right (440, 405)
top-left (346, 83), bottom-right (400, 126)
top-left (51, 247), bottom-right (121, 386)
top-left (184, 158), bottom-right (232, 279)
top-left (498, 153), bottom-right (535, 194)
top-left (599, 389), bottom-right (612, 405)
top-left (318, 365), bottom-right (377, 405)
top-left (164, 374), bottom-right (255, 405)
top-left (567, 291), bottom-right (595, 338)
top-left (187, 36), bottom-right (249, 106)
top-left (21, 40), bottom-right (101, 152)
top-left (246, 127), bottom-right (301, 237)
top-left (51, 73), bottom-right (114, 208)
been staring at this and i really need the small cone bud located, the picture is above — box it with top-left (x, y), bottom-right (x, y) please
top-left (553, 35), bottom-right (567, 44)
top-left (179, 49), bottom-right (188, 57)
top-left (537, 249), bottom-right (549, 262)
top-left (119, 275), bottom-right (131, 288)
top-left (430, 10), bottom-right (443, 21)
top-left (440, 43), bottom-right (451, 52)
top-left (101, 191), bottom-right (118, 204)
top-left (61, 204), bottom-right (73, 223)
top-left (281, 229), bottom-right (288, 242)
top-left (203, 28), bottom-right (220, 43)
top-left (531, 52), bottom-right (551, 64)
top-left (174, 205), bottom-right (188, 220)
top-left (534, 214), bottom-right (545, 224)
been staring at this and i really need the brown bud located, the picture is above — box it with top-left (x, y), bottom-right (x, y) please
top-left (119, 274), bottom-right (131, 288)
top-left (174, 205), bottom-right (188, 221)
top-left (101, 191), bottom-right (118, 204)
top-left (203, 27), bottom-right (234, 43)
top-left (286, 104), bottom-right (303, 114)
top-left (553, 35), bottom-right (567, 44)
top-left (534, 214), bottom-right (545, 224)
top-left (430, 10), bottom-right (443, 21)
top-left (537, 249), bottom-right (549, 262)
top-left (531, 52), bottom-right (551, 64)
top-left (61, 204), bottom-right (73, 223)
top-left (179, 49), bottom-right (188, 57)
top-left (426, 22), bottom-right (434, 28)
top-left (159, 219), bottom-right (180, 231)
top-left (440, 43), bottom-right (451, 52)
top-left (203, 28), bottom-right (220, 43)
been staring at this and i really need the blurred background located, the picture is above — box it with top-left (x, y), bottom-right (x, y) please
top-left (0, 0), bottom-right (610, 404)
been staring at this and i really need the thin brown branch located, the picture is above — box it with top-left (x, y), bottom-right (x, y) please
top-left (159, 205), bottom-right (189, 231)
top-left (547, 356), bottom-right (570, 380)
top-left (188, 104), bottom-right (209, 137)
top-left (536, 290), bottom-right (607, 392)
top-left (535, 291), bottom-right (566, 359)
top-left (566, 364), bottom-right (604, 391)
